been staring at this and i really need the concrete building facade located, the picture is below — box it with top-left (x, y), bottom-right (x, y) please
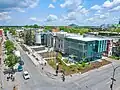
top-left (35, 29), bottom-right (43, 45)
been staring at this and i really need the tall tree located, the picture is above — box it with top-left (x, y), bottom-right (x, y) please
top-left (4, 54), bottom-right (19, 71)
top-left (5, 40), bottom-right (15, 54)
top-left (5, 40), bottom-right (14, 49)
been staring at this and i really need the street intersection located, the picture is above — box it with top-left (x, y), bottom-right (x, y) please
top-left (1, 33), bottom-right (120, 90)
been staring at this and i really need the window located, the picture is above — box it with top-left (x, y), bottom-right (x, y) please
top-left (84, 52), bottom-right (86, 57)
top-left (59, 44), bottom-right (60, 48)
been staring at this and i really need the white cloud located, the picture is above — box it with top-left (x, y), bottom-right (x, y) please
top-left (109, 6), bottom-right (120, 11)
top-left (0, 0), bottom-right (39, 22)
top-left (46, 14), bottom-right (58, 22)
top-left (65, 12), bottom-right (76, 20)
top-left (99, 13), bottom-right (109, 19)
top-left (86, 17), bottom-right (94, 21)
top-left (0, 12), bottom-right (11, 20)
top-left (14, 8), bottom-right (25, 12)
top-left (29, 17), bottom-right (41, 22)
top-left (60, 0), bottom-right (82, 12)
top-left (91, 5), bottom-right (102, 10)
top-left (29, 0), bottom-right (39, 8)
top-left (103, 0), bottom-right (120, 8)
top-left (94, 13), bottom-right (101, 16)
top-left (99, 15), bottom-right (106, 19)
top-left (103, 0), bottom-right (112, 8)
top-left (76, 6), bottom-right (83, 11)
top-left (52, 0), bottom-right (56, 3)
top-left (79, 8), bottom-right (89, 15)
top-left (0, 0), bottom-right (39, 12)
top-left (60, 0), bottom-right (72, 8)
top-left (96, 10), bottom-right (102, 13)
top-left (48, 4), bottom-right (55, 8)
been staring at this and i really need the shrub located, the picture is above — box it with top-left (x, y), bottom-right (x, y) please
top-left (63, 59), bottom-right (68, 63)
top-left (48, 60), bottom-right (56, 69)
top-left (81, 62), bottom-right (86, 67)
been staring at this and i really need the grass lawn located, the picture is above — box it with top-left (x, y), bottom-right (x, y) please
top-left (109, 56), bottom-right (120, 60)
top-left (48, 59), bottom-right (111, 76)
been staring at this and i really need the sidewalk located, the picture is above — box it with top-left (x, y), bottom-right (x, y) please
top-left (0, 45), bottom-right (19, 90)
top-left (26, 52), bottom-right (39, 66)
top-left (23, 44), bottom-right (47, 65)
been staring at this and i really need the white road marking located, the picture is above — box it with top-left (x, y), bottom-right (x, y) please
top-left (106, 81), bottom-right (111, 84)
top-left (74, 82), bottom-right (81, 89)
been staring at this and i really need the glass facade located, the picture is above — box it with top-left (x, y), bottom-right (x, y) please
top-left (65, 38), bottom-right (107, 62)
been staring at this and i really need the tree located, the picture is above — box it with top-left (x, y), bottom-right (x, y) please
top-left (25, 30), bottom-right (35, 45)
top-left (57, 52), bottom-right (62, 60)
top-left (3, 28), bottom-right (8, 36)
top-left (33, 24), bottom-right (39, 28)
top-left (25, 25), bottom-right (29, 28)
top-left (81, 62), bottom-right (85, 67)
top-left (6, 46), bottom-right (14, 54)
top-left (4, 54), bottom-right (19, 71)
top-left (115, 28), bottom-right (120, 33)
top-left (5, 40), bottom-right (15, 53)
top-left (11, 30), bottom-right (16, 36)
top-left (25, 31), bottom-right (31, 45)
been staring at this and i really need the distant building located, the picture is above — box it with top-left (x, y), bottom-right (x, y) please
top-left (16, 29), bottom-right (24, 38)
top-left (52, 27), bottom-right (59, 32)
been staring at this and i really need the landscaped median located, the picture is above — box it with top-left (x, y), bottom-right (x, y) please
top-left (48, 57), bottom-right (111, 76)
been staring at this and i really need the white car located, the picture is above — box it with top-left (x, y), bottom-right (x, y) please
top-left (23, 71), bottom-right (30, 80)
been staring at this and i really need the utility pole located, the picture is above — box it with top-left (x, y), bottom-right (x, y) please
top-left (110, 65), bottom-right (120, 90)
top-left (55, 51), bottom-right (59, 76)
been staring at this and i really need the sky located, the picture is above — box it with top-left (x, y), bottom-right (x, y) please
top-left (0, 0), bottom-right (120, 26)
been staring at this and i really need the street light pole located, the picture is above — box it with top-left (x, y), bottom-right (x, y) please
top-left (55, 51), bottom-right (59, 76)
top-left (110, 65), bottom-right (120, 90)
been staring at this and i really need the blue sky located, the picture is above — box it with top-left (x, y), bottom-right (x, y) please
top-left (0, 0), bottom-right (120, 26)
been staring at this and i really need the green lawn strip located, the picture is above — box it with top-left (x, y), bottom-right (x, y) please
top-left (109, 56), bottom-right (120, 60)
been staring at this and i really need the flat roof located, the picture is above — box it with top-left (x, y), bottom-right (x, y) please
top-left (66, 36), bottom-right (107, 41)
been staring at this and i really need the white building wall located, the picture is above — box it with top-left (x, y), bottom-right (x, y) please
top-left (108, 40), bottom-right (113, 56)
top-left (35, 33), bottom-right (41, 44)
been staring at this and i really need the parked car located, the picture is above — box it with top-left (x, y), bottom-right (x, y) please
top-left (18, 65), bottom-right (23, 72)
top-left (19, 60), bottom-right (24, 65)
top-left (23, 71), bottom-right (30, 80)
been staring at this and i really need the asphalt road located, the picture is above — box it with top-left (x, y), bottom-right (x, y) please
top-left (6, 33), bottom-right (120, 90)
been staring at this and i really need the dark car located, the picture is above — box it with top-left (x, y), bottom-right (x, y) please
top-left (19, 60), bottom-right (24, 65)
